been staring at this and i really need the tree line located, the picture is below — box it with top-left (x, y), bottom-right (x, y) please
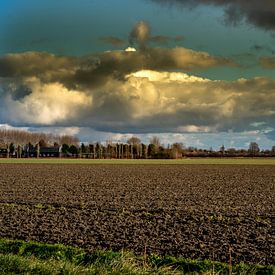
top-left (0, 129), bottom-right (79, 158)
top-left (0, 129), bottom-right (275, 158)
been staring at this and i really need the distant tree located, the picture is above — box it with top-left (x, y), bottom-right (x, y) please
top-left (89, 144), bottom-right (96, 159)
top-left (148, 144), bottom-right (157, 158)
top-left (123, 144), bottom-right (130, 159)
top-left (80, 143), bottom-right (86, 153)
top-left (127, 137), bottom-right (141, 159)
top-left (156, 146), bottom-right (168, 159)
top-left (59, 135), bottom-right (79, 146)
top-left (226, 148), bottom-right (236, 157)
top-left (150, 136), bottom-right (161, 148)
top-left (95, 143), bottom-right (101, 159)
top-left (141, 144), bottom-right (147, 159)
top-left (249, 142), bottom-right (260, 156)
top-left (127, 136), bottom-right (141, 145)
top-left (61, 144), bottom-right (70, 154)
top-left (171, 143), bottom-right (184, 159)
top-left (69, 145), bottom-right (79, 156)
top-left (38, 139), bottom-right (47, 147)
top-left (172, 143), bottom-right (184, 151)
top-left (9, 143), bottom-right (15, 155)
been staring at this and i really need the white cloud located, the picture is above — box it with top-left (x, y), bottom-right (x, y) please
top-left (128, 70), bottom-right (209, 83)
top-left (4, 78), bottom-right (92, 125)
top-left (0, 124), bottom-right (18, 130)
top-left (0, 44), bottom-right (274, 143)
top-left (125, 47), bottom-right (137, 52)
top-left (1, 70), bottom-right (275, 138)
top-left (177, 125), bottom-right (215, 133)
top-left (30, 126), bottom-right (81, 136)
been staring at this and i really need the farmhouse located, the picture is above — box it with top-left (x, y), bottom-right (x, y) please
top-left (0, 148), bottom-right (8, 158)
top-left (26, 146), bottom-right (61, 158)
top-left (40, 147), bottom-right (61, 158)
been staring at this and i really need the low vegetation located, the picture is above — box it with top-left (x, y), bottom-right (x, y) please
top-left (0, 157), bottom-right (275, 165)
top-left (0, 239), bottom-right (273, 274)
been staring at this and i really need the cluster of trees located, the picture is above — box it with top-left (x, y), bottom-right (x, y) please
top-left (0, 129), bottom-right (275, 159)
top-left (75, 136), bottom-right (167, 159)
top-left (0, 129), bottom-right (79, 158)
top-left (0, 129), bottom-right (79, 146)
top-left (75, 139), bottom-right (275, 159)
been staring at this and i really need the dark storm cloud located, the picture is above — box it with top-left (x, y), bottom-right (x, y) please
top-left (72, 21), bottom-right (232, 89)
top-left (78, 47), bottom-right (233, 84)
top-left (150, 0), bottom-right (275, 30)
top-left (11, 85), bottom-right (32, 101)
top-left (150, 35), bottom-right (185, 44)
top-left (0, 52), bottom-right (78, 78)
top-left (251, 44), bottom-right (275, 54)
top-left (100, 36), bottom-right (126, 46)
top-left (0, 21), bottom-right (273, 138)
top-left (252, 45), bottom-right (264, 51)
top-left (66, 73), bottom-right (275, 136)
top-left (0, 60), bottom-right (275, 136)
top-left (150, 35), bottom-right (171, 44)
top-left (0, 46), bottom-right (233, 91)
top-left (129, 21), bottom-right (185, 48)
top-left (260, 57), bottom-right (275, 69)
top-left (0, 45), bottom-right (236, 130)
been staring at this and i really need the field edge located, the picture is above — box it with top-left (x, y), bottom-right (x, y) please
top-left (0, 157), bottom-right (275, 165)
top-left (0, 239), bottom-right (274, 274)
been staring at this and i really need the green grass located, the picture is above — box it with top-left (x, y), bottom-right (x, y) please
top-left (0, 239), bottom-right (274, 274)
top-left (0, 157), bottom-right (275, 165)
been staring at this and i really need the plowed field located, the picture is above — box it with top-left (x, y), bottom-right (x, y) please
top-left (0, 164), bottom-right (274, 265)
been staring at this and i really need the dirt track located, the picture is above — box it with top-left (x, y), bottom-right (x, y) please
top-left (0, 164), bottom-right (274, 264)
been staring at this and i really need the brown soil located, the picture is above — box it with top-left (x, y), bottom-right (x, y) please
top-left (0, 164), bottom-right (274, 264)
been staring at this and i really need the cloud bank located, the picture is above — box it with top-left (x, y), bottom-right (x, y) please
top-left (150, 0), bottom-right (275, 30)
top-left (0, 21), bottom-right (274, 141)
top-left (1, 60), bottom-right (275, 137)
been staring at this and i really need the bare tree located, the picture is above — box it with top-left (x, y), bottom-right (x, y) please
top-left (127, 137), bottom-right (141, 159)
top-left (59, 135), bottom-right (79, 146)
top-left (127, 136), bottom-right (141, 145)
top-left (150, 136), bottom-right (161, 148)
top-left (171, 143), bottom-right (184, 159)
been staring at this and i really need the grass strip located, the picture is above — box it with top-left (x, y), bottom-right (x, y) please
top-left (0, 239), bottom-right (274, 274)
top-left (0, 158), bottom-right (275, 165)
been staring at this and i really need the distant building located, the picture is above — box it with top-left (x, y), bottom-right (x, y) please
top-left (40, 147), bottom-right (61, 158)
top-left (0, 148), bottom-right (8, 157)
top-left (25, 146), bottom-right (61, 158)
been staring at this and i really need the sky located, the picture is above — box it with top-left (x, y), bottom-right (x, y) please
top-left (0, 0), bottom-right (275, 149)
